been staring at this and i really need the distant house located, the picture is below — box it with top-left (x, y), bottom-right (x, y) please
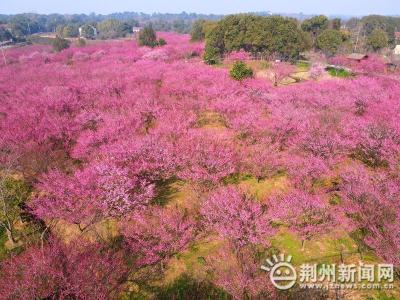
top-left (395, 32), bottom-right (400, 41)
top-left (79, 25), bottom-right (97, 39)
top-left (132, 27), bottom-right (142, 34)
top-left (0, 40), bottom-right (13, 46)
top-left (346, 53), bottom-right (369, 62)
top-left (394, 45), bottom-right (400, 56)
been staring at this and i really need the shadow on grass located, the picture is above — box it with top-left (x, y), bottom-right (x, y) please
top-left (151, 177), bottom-right (181, 206)
top-left (155, 274), bottom-right (231, 300)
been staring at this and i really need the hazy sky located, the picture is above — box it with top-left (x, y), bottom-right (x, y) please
top-left (1, 0), bottom-right (399, 16)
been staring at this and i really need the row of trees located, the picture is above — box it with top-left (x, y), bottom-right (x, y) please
top-left (55, 19), bottom-right (136, 39)
top-left (193, 14), bottom-right (398, 63)
top-left (0, 12), bottom-right (222, 41)
top-left (202, 14), bottom-right (311, 63)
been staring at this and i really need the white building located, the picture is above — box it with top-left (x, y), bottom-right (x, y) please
top-left (394, 45), bottom-right (400, 56)
top-left (78, 25), bottom-right (97, 39)
top-left (132, 27), bottom-right (142, 34)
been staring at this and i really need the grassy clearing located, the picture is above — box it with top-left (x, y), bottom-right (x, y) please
top-left (238, 174), bottom-right (288, 201)
top-left (196, 111), bottom-right (227, 129)
top-left (52, 218), bottom-right (119, 244)
top-left (296, 61), bottom-right (311, 72)
top-left (272, 229), bottom-right (362, 265)
top-left (326, 66), bottom-right (352, 78)
top-left (155, 274), bottom-right (231, 300)
top-left (161, 237), bottom-right (224, 285)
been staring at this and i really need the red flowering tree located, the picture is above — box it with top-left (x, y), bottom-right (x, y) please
top-left (207, 245), bottom-right (274, 300)
top-left (122, 206), bottom-right (196, 266)
top-left (32, 161), bottom-right (155, 228)
top-left (176, 130), bottom-right (238, 184)
top-left (339, 166), bottom-right (400, 266)
top-left (270, 62), bottom-right (296, 86)
top-left (201, 186), bottom-right (275, 249)
top-left (0, 238), bottom-right (130, 300)
top-left (270, 190), bottom-right (337, 249)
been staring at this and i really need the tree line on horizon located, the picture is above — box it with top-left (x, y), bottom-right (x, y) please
top-left (0, 11), bottom-right (222, 42)
top-left (1, 12), bottom-right (399, 64)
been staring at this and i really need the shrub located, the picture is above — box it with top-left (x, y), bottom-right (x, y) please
top-left (204, 45), bottom-right (220, 65)
top-left (158, 38), bottom-right (167, 46)
top-left (367, 29), bottom-right (388, 52)
top-left (326, 66), bottom-right (351, 78)
top-left (190, 19), bottom-right (206, 41)
top-left (138, 26), bottom-right (158, 47)
top-left (52, 36), bottom-right (70, 52)
top-left (316, 29), bottom-right (343, 56)
top-left (229, 61), bottom-right (253, 81)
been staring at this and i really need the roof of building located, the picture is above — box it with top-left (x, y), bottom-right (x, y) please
top-left (347, 53), bottom-right (368, 60)
top-left (395, 32), bottom-right (400, 39)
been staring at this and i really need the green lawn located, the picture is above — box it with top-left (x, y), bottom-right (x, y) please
top-left (326, 66), bottom-right (352, 78)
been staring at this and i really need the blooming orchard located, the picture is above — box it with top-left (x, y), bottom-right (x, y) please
top-left (0, 31), bottom-right (399, 299)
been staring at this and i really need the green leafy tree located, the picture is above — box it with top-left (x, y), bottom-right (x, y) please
top-left (0, 174), bottom-right (30, 247)
top-left (80, 24), bottom-right (97, 39)
top-left (62, 24), bottom-right (79, 38)
top-left (361, 15), bottom-right (400, 45)
top-left (172, 19), bottom-right (188, 33)
top-left (9, 15), bottom-right (40, 37)
top-left (57, 24), bottom-right (79, 38)
top-left (301, 15), bottom-right (329, 33)
top-left (300, 30), bottom-right (313, 51)
top-left (0, 27), bottom-right (13, 42)
top-left (204, 14), bottom-right (307, 63)
top-left (230, 61), bottom-right (253, 80)
top-left (52, 35), bottom-right (70, 52)
top-left (138, 25), bottom-right (158, 47)
top-left (191, 19), bottom-right (206, 41)
top-left (301, 15), bottom-right (329, 43)
top-left (316, 29), bottom-right (343, 56)
top-left (204, 45), bottom-right (221, 65)
top-left (98, 19), bottom-right (131, 39)
top-left (158, 38), bottom-right (167, 46)
top-left (367, 28), bottom-right (388, 51)
top-left (331, 18), bottom-right (342, 30)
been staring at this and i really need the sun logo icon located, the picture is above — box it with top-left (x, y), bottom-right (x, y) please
top-left (261, 253), bottom-right (297, 290)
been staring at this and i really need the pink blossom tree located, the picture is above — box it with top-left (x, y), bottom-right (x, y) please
top-left (32, 161), bottom-right (155, 228)
top-left (0, 238), bottom-right (130, 300)
top-left (201, 185), bottom-right (275, 249)
top-left (270, 190), bottom-right (336, 249)
top-left (207, 245), bottom-right (274, 300)
top-left (310, 63), bottom-right (325, 79)
top-left (339, 166), bottom-right (400, 266)
top-left (122, 206), bottom-right (196, 267)
top-left (270, 62), bottom-right (296, 86)
top-left (176, 130), bottom-right (238, 184)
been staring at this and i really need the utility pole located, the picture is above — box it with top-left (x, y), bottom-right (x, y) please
top-left (0, 41), bottom-right (8, 65)
top-left (354, 24), bottom-right (362, 53)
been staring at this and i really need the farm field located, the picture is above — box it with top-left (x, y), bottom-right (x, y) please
top-left (0, 31), bottom-right (400, 300)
